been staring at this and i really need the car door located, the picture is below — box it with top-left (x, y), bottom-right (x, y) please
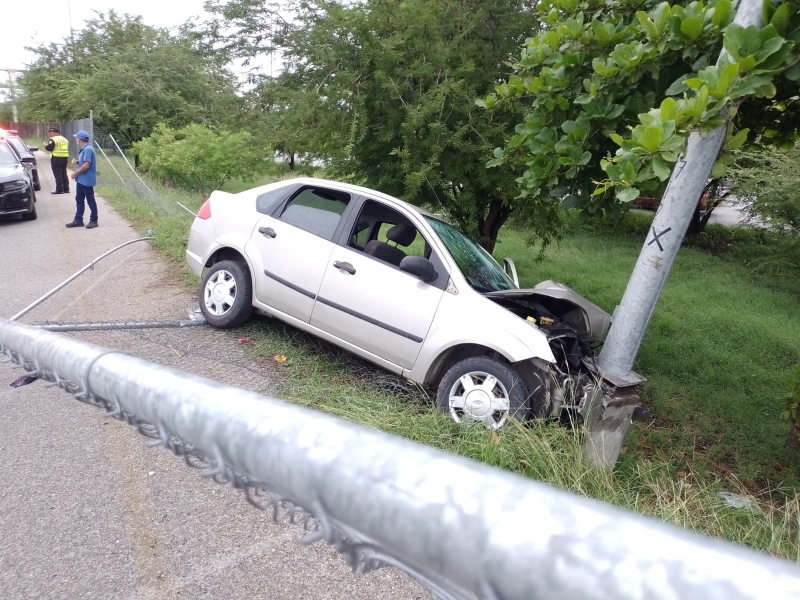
top-left (310, 200), bottom-right (446, 369)
top-left (245, 185), bottom-right (354, 323)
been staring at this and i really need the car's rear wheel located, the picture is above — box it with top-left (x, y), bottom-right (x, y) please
top-left (436, 356), bottom-right (529, 430)
top-left (199, 260), bottom-right (253, 328)
top-left (21, 192), bottom-right (37, 221)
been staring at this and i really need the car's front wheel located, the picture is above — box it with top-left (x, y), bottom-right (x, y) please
top-left (436, 356), bottom-right (529, 430)
top-left (199, 260), bottom-right (253, 328)
top-left (21, 192), bottom-right (37, 221)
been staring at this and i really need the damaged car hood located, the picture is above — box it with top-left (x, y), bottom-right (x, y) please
top-left (484, 280), bottom-right (612, 345)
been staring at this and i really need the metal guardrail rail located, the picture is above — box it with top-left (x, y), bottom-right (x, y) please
top-left (2, 317), bottom-right (800, 600)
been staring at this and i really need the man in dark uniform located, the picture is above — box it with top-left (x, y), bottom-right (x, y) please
top-left (44, 127), bottom-right (70, 194)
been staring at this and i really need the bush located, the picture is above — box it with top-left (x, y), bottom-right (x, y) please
top-left (135, 124), bottom-right (269, 195)
top-left (729, 145), bottom-right (800, 238)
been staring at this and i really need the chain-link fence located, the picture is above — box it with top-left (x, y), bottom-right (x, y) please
top-left (92, 124), bottom-right (200, 219)
top-left (2, 317), bottom-right (800, 600)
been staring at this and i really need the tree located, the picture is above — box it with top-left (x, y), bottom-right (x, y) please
top-left (484, 0), bottom-right (800, 248)
top-left (205, 0), bottom-right (541, 252)
top-left (19, 12), bottom-right (241, 146)
top-left (135, 124), bottom-right (269, 195)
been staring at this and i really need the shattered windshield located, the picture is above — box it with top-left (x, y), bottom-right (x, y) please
top-left (426, 217), bottom-right (516, 294)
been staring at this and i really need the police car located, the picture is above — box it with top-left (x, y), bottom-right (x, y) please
top-left (0, 138), bottom-right (37, 221)
top-left (0, 130), bottom-right (41, 191)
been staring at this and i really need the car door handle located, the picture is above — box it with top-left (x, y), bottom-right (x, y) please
top-left (259, 226), bottom-right (277, 238)
top-left (333, 261), bottom-right (356, 275)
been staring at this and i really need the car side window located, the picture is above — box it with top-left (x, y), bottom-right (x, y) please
top-left (256, 188), bottom-right (289, 215)
top-left (376, 223), bottom-right (427, 258)
top-left (279, 187), bottom-right (351, 240)
top-left (347, 201), bottom-right (431, 268)
top-left (351, 223), bottom-right (371, 249)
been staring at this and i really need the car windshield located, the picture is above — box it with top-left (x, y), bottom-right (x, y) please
top-left (0, 143), bottom-right (19, 166)
top-left (425, 217), bottom-right (517, 293)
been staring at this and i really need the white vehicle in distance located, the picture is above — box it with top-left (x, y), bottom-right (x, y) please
top-left (186, 177), bottom-right (612, 429)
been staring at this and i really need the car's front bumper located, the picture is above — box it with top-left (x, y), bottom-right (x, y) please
top-left (0, 188), bottom-right (33, 215)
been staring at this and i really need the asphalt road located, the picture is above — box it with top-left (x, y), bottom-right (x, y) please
top-left (0, 156), bottom-right (422, 599)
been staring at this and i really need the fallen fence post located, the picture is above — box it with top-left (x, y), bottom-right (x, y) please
top-left (1, 317), bottom-right (799, 600)
top-left (10, 237), bottom-right (152, 322)
top-left (34, 319), bottom-right (206, 333)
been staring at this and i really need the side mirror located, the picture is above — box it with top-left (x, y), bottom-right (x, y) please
top-left (399, 256), bottom-right (438, 283)
top-left (20, 156), bottom-right (35, 164)
top-left (28, 147), bottom-right (39, 152)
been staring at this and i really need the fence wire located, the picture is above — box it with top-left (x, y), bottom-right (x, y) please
top-left (2, 318), bottom-right (800, 600)
top-left (93, 126), bottom-right (161, 207)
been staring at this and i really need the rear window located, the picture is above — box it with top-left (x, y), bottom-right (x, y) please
top-left (279, 188), bottom-right (350, 240)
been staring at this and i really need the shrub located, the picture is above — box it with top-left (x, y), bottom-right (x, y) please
top-left (135, 124), bottom-right (268, 195)
top-left (729, 145), bottom-right (800, 238)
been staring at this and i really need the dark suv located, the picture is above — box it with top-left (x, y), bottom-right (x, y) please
top-left (1, 131), bottom-right (41, 191)
top-left (0, 139), bottom-right (37, 221)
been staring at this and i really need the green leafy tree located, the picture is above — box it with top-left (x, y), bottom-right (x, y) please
top-left (135, 124), bottom-right (268, 195)
top-left (19, 12), bottom-right (241, 146)
top-left (206, 0), bottom-right (541, 252)
top-left (484, 0), bottom-right (800, 248)
top-left (729, 143), bottom-right (800, 236)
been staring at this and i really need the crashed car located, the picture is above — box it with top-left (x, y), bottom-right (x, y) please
top-left (187, 177), bottom-right (610, 428)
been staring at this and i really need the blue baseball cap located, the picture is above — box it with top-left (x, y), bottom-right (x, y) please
top-left (74, 130), bottom-right (90, 141)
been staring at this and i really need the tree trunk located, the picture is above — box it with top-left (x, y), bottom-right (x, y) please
top-left (788, 421), bottom-right (800, 454)
top-left (687, 202), bottom-right (702, 235)
top-left (477, 198), bottom-right (511, 254)
top-left (289, 152), bottom-right (295, 171)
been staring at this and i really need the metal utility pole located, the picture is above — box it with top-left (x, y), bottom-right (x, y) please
top-left (584, 0), bottom-right (763, 467)
top-left (0, 68), bottom-right (24, 123)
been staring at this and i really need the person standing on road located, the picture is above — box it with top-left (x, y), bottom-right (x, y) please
top-left (65, 130), bottom-right (99, 229)
top-left (43, 127), bottom-right (70, 195)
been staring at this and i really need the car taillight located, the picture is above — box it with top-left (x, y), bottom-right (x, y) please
top-left (197, 199), bottom-right (212, 220)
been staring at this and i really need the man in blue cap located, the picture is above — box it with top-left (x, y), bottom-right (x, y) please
top-left (66, 130), bottom-right (99, 229)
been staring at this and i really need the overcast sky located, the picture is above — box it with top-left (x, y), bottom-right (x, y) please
top-left (3, 0), bottom-right (214, 71)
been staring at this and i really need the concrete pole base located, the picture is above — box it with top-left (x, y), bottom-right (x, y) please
top-left (582, 387), bottom-right (640, 469)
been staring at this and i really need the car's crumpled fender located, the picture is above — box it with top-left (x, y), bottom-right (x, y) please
top-left (409, 293), bottom-right (556, 384)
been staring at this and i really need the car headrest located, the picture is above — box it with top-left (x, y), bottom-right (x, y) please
top-left (386, 223), bottom-right (416, 247)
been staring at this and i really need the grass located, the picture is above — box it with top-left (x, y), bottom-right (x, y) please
top-left (98, 170), bottom-right (800, 561)
top-left (499, 213), bottom-right (800, 490)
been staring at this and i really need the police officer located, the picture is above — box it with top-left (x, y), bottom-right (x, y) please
top-left (44, 127), bottom-right (70, 194)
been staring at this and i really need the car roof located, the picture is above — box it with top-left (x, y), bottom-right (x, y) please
top-left (278, 176), bottom-right (438, 219)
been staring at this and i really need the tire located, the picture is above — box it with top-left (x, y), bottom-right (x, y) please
top-left (21, 193), bottom-right (37, 221)
top-left (199, 260), bottom-right (253, 328)
top-left (436, 356), bottom-right (529, 429)
top-left (33, 171), bottom-right (41, 191)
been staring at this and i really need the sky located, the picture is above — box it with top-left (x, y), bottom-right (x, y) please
top-left (3, 0), bottom-right (212, 71)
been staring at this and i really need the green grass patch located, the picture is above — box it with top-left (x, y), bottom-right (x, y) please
top-left (497, 217), bottom-right (800, 490)
top-left (97, 171), bottom-right (800, 560)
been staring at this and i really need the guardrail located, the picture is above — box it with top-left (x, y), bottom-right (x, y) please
top-left (2, 317), bottom-right (799, 600)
